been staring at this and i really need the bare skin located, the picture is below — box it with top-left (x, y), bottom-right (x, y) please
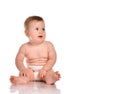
top-left (10, 17), bottom-right (60, 85)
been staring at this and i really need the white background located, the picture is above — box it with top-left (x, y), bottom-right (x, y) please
top-left (0, 0), bottom-right (120, 94)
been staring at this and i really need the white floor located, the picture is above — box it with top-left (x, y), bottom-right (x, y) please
top-left (9, 82), bottom-right (61, 94)
top-left (0, 76), bottom-right (62, 94)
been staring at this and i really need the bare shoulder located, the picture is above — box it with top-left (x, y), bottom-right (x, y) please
top-left (44, 41), bottom-right (56, 53)
top-left (44, 41), bottom-right (54, 47)
top-left (19, 42), bottom-right (29, 51)
top-left (20, 42), bottom-right (28, 48)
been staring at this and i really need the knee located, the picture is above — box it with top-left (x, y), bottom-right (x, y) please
top-left (19, 68), bottom-right (34, 81)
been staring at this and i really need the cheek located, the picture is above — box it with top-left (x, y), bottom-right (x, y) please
top-left (44, 34), bottom-right (46, 37)
top-left (43, 32), bottom-right (46, 36)
top-left (29, 32), bottom-right (35, 36)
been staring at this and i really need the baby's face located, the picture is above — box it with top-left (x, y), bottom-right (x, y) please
top-left (27, 20), bottom-right (46, 44)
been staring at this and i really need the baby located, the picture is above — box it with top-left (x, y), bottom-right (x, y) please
top-left (10, 16), bottom-right (60, 85)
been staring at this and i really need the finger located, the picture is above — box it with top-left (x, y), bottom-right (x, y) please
top-left (22, 73), bottom-right (27, 77)
top-left (40, 73), bottom-right (43, 78)
top-left (24, 73), bottom-right (27, 77)
top-left (19, 72), bottom-right (23, 76)
top-left (22, 73), bottom-right (25, 76)
top-left (25, 73), bottom-right (29, 77)
top-left (40, 73), bottom-right (44, 78)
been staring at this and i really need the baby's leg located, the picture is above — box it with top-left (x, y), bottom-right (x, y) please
top-left (10, 69), bottom-right (34, 85)
top-left (10, 76), bottom-right (29, 85)
top-left (43, 70), bottom-right (61, 85)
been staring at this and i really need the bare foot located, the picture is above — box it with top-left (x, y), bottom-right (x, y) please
top-left (45, 71), bottom-right (61, 85)
top-left (10, 76), bottom-right (29, 85)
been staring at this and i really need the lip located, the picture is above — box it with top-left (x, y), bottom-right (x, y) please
top-left (38, 35), bottom-right (43, 38)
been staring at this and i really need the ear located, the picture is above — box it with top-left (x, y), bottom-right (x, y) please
top-left (24, 30), bottom-right (29, 37)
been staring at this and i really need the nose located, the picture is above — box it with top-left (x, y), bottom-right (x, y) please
top-left (38, 30), bottom-right (43, 34)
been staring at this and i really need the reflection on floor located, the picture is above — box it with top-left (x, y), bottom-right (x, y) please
top-left (10, 82), bottom-right (61, 94)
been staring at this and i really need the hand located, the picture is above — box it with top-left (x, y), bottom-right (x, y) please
top-left (19, 68), bottom-right (34, 80)
top-left (39, 69), bottom-right (47, 79)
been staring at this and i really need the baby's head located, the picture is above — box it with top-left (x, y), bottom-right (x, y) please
top-left (24, 16), bottom-right (46, 44)
top-left (24, 16), bottom-right (44, 30)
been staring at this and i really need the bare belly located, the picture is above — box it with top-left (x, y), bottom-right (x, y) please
top-left (26, 58), bottom-right (47, 66)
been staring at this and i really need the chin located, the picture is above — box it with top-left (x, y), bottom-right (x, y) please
top-left (37, 40), bottom-right (45, 44)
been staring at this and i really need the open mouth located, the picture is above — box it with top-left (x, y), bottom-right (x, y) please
top-left (38, 35), bottom-right (43, 38)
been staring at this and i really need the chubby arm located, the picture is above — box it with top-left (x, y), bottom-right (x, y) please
top-left (42, 42), bottom-right (57, 71)
top-left (15, 44), bottom-right (26, 71)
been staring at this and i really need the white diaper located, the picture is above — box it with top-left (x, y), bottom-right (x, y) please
top-left (28, 65), bottom-right (43, 80)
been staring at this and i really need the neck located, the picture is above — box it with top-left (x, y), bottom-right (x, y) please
top-left (29, 41), bottom-right (44, 45)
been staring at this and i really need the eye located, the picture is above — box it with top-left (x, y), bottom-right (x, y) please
top-left (35, 28), bottom-right (39, 31)
top-left (42, 28), bottom-right (45, 31)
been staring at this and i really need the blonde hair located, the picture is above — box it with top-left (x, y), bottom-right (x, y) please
top-left (24, 16), bottom-right (44, 30)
